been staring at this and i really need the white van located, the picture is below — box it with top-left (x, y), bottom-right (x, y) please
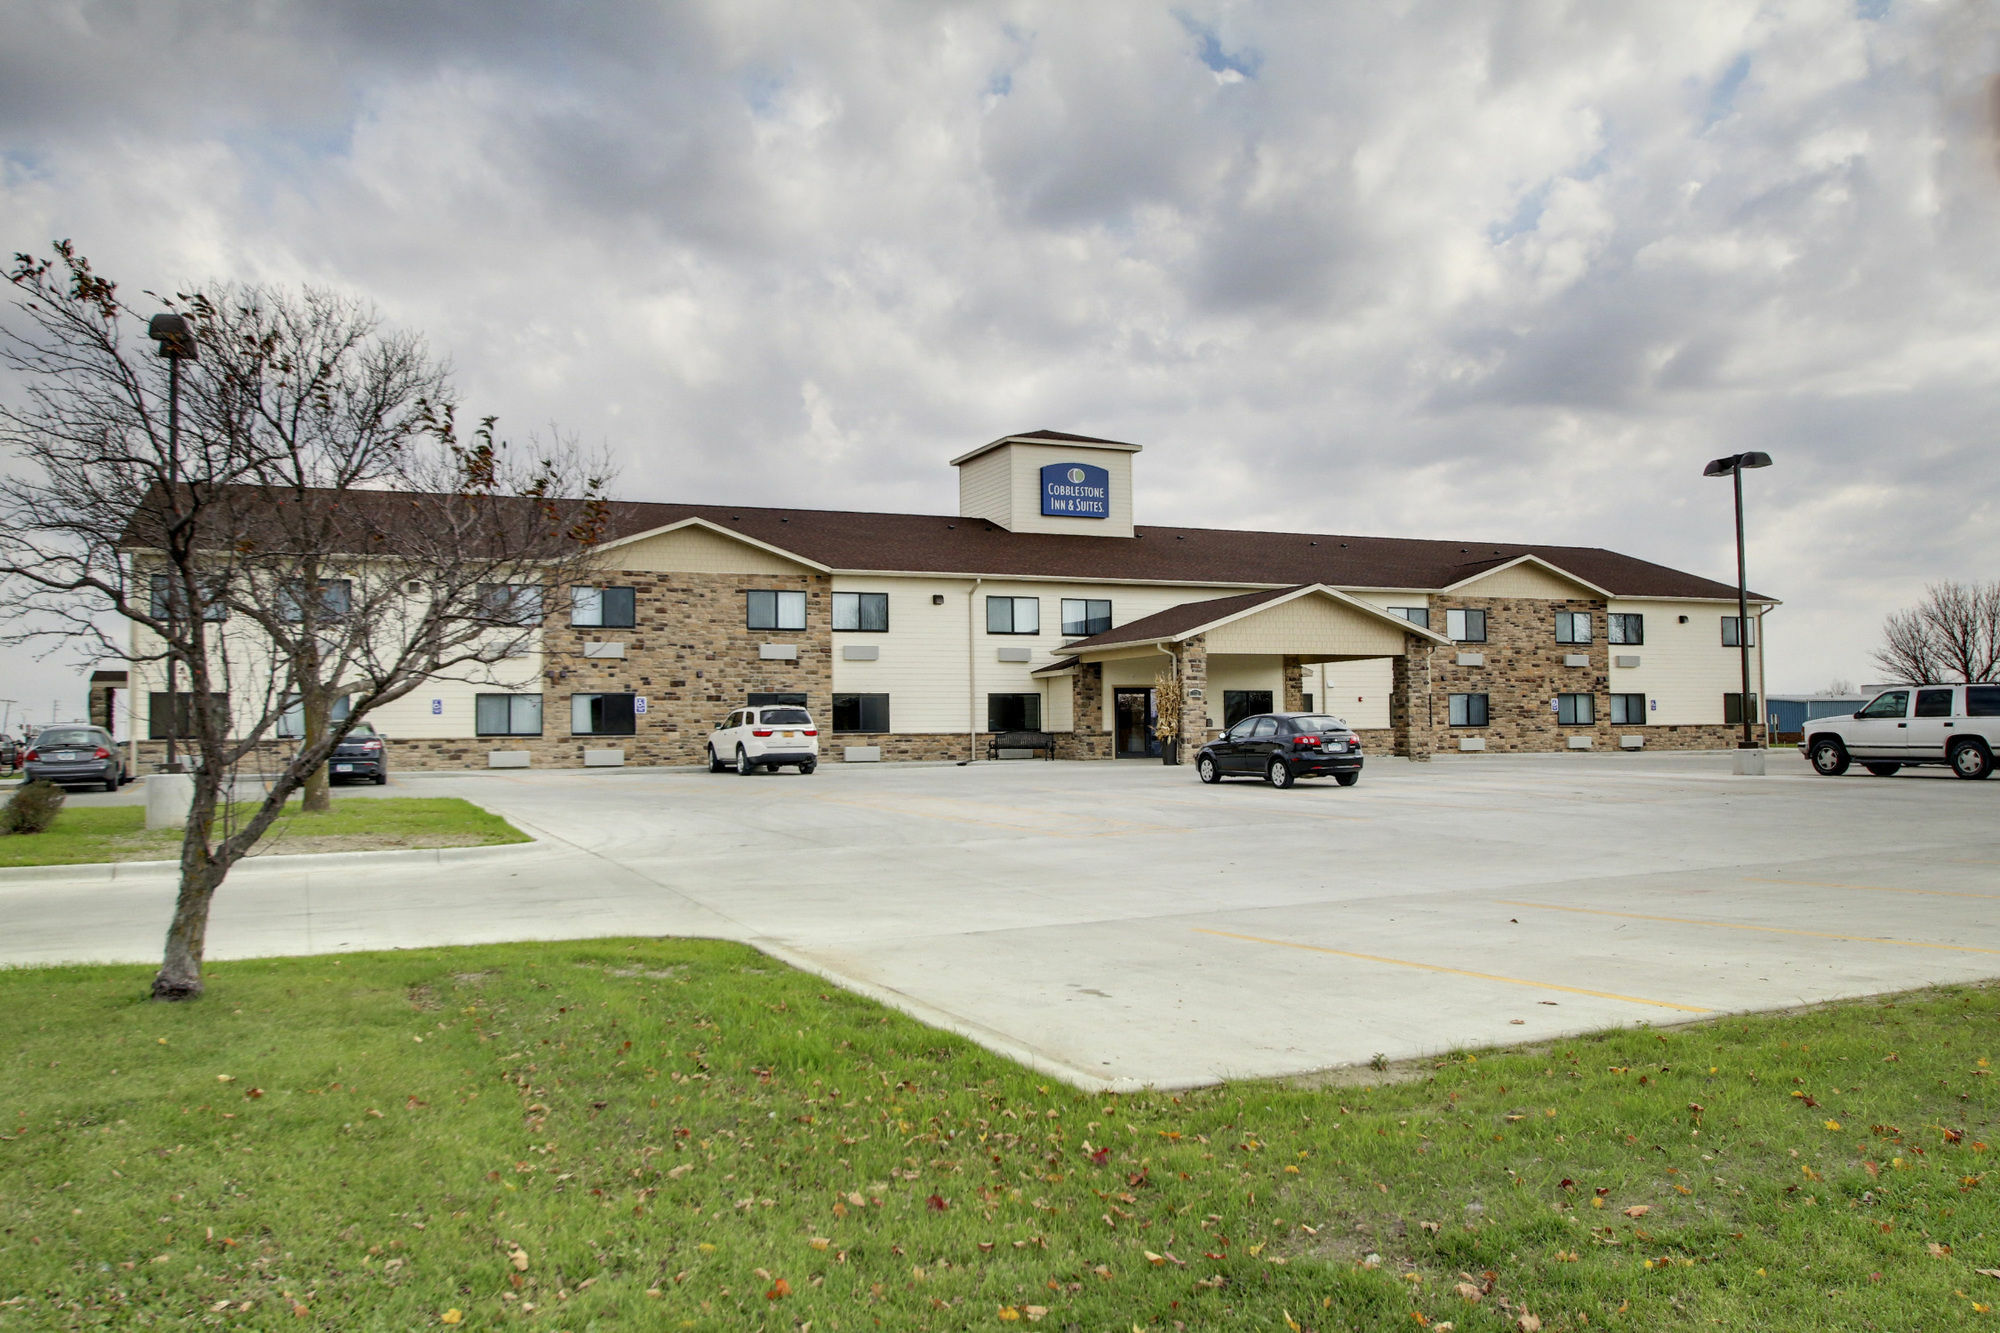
top-left (707, 706), bottom-right (819, 776)
top-left (1800, 684), bottom-right (1999, 779)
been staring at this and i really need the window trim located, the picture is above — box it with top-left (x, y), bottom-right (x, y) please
top-left (1060, 597), bottom-right (1113, 639)
top-left (570, 691), bottom-right (638, 736)
top-left (1390, 606), bottom-right (1430, 629)
top-left (1556, 692), bottom-right (1596, 726)
top-left (1448, 692), bottom-right (1489, 728)
top-left (986, 596), bottom-right (1041, 635)
top-left (746, 589), bottom-right (807, 632)
top-left (1721, 615), bottom-right (1757, 648)
top-left (1445, 608), bottom-right (1487, 643)
top-left (1722, 691), bottom-right (1762, 727)
top-left (831, 692), bottom-right (891, 734)
top-left (570, 585), bottom-right (636, 629)
top-left (149, 573), bottom-right (229, 623)
top-left (832, 591), bottom-right (890, 633)
top-left (475, 692), bottom-right (545, 737)
top-left (1609, 692), bottom-right (1647, 726)
top-left (1555, 610), bottom-right (1593, 645)
top-left (1607, 613), bottom-right (1644, 645)
top-left (278, 577), bottom-right (351, 623)
top-left (985, 692), bottom-right (1042, 732)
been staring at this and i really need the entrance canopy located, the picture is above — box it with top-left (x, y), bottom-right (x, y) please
top-left (1034, 583), bottom-right (1449, 674)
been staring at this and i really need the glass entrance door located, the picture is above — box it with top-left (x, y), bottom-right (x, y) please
top-left (1113, 688), bottom-right (1160, 758)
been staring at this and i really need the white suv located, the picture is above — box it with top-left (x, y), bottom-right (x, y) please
top-left (707, 705), bottom-right (819, 776)
top-left (1801, 683), bottom-right (1999, 780)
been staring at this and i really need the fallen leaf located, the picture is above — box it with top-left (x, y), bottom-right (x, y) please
top-left (1930, 1242), bottom-right (1952, 1258)
top-left (666, 1163), bottom-right (694, 1179)
top-left (808, 1237), bottom-right (830, 1250)
top-left (926, 1193), bottom-right (949, 1211)
top-left (441, 1312), bottom-right (462, 1326)
top-left (1517, 1316), bottom-right (1542, 1332)
top-left (1976, 1269), bottom-right (2000, 1280)
top-left (1455, 1282), bottom-right (1483, 1302)
top-left (766, 1277), bottom-right (791, 1300)
top-left (1623, 1205), bottom-right (1650, 1218)
top-left (217, 1074), bottom-right (235, 1083)
top-left (509, 1248), bottom-right (529, 1272)
top-left (999, 1309), bottom-right (1021, 1323)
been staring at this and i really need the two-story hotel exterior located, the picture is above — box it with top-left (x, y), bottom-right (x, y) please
top-left (125, 430), bottom-right (1773, 769)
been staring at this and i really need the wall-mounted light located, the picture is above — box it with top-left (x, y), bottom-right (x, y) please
top-left (932, 594), bottom-right (945, 606)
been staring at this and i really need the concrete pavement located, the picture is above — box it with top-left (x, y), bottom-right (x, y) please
top-left (3, 752), bottom-right (1995, 1091)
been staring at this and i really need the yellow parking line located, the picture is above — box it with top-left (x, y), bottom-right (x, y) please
top-left (1191, 928), bottom-right (1710, 1012)
top-left (1498, 901), bottom-right (2000, 957)
top-left (1744, 876), bottom-right (2000, 901)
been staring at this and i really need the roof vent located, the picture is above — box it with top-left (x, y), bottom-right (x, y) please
top-left (1309, 541), bottom-right (1317, 546)
top-left (947, 523), bottom-right (955, 529)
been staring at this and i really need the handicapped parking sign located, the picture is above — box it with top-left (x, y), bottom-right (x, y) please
top-left (431, 699), bottom-right (442, 715)
top-left (635, 696), bottom-right (649, 715)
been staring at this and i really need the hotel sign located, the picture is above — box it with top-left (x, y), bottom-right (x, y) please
top-left (1040, 462), bottom-right (1110, 518)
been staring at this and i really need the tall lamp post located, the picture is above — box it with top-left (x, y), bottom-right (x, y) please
top-left (149, 313), bottom-right (198, 774)
top-left (1703, 451), bottom-right (1772, 771)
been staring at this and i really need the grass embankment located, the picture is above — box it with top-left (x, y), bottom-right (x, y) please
top-left (2, 941), bottom-right (1995, 1330)
top-left (0, 797), bottom-right (528, 868)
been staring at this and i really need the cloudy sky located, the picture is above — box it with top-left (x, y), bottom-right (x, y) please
top-left (3, 0), bottom-right (1997, 726)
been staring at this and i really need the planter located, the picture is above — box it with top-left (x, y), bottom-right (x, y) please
top-left (1159, 740), bottom-right (1181, 766)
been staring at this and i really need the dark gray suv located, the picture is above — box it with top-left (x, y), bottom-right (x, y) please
top-left (22, 724), bottom-right (128, 791)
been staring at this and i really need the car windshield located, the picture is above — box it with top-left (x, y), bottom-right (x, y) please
top-left (760, 709), bottom-right (812, 726)
top-left (35, 728), bottom-right (98, 747)
top-left (1289, 715), bottom-right (1349, 732)
top-left (341, 726), bottom-right (378, 739)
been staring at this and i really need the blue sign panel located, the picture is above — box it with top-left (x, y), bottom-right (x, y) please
top-left (1040, 462), bottom-right (1111, 519)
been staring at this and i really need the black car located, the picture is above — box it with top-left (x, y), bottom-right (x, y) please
top-left (21, 724), bottom-right (128, 791)
top-left (328, 723), bottom-right (389, 785)
top-left (1196, 712), bottom-right (1363, 788)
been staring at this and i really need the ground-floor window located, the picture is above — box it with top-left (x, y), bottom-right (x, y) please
top-left (832, 693), bottom-right (890, 733)
top-left (1609, 693), bottom-right (1646, 725)
top-left (276, 693), bottom-right (351, 739)
top-left (477, 693), bottom-right (544, 736)
top-left (1449, 693), bottom-right (1489, 727)
top-left (1302, 692), bottom-right (1314, 712)
top-left (148, 691), bottom-right (229, 740)
top-left (571, 693), bottom-right (637, 736)
top-left (1557, 692), bottom-right (1596, 725)
top-left (1723, 692), bottom-right (1761, 726)
top-left (987, 693), bottom-right (1040, 731)
top-left (1222, 690), bottom-right (1273, 728)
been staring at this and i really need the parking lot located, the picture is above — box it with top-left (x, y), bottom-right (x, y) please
top-left (4, 751), bottom-right (1996, 1089)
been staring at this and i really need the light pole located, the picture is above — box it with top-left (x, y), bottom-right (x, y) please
top-left (1703, 451), bottom-right (1772, 767)
top-left (149, 313), bottom-right (199, 773)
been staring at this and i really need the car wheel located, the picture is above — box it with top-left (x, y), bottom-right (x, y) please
top-left (799, 759), bottom-right (817, 775)
top-left (1265, 757), bottom-right (1294, 789)
top-left (1335, 771), bottom-right (1360, 787)
top-left (1862, 762), bottom-right (1901, 777)
top-left (708, 746), bottom-right (727, 774)
top-left (736, 746), bottom-right (755, 776)
top-left (1808, 738), bottom-right (1850, 776)
top-left (1196, 755), bottom-right (1221, 784)
top-left (1950, 740), bottom-right (1993, 781)
top-left (374, 769), bottom-right (389, 786)
top-left (103, 772), bottom-right (119, 793)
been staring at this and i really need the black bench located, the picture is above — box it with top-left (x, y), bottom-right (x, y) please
top-left (987, 729), bottom-right (1055, 760)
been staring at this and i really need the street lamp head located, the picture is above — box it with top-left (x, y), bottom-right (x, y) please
top-left (147, 312), bottom-right (198, 360)
top-left (1703, 451), bottom-right (1774, 477)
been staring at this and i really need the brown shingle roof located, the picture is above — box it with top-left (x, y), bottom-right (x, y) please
top-left (1055, 586), bottom-right (1309, 651)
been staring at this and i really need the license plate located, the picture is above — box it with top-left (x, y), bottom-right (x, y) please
top-left (1326, 741), bottom-right (1346, 752)
top-left (334, 764), bottom-right (354, 772)
top-left (56, 751), bottom-right (76, 761)
top-left (782, 731), bottom-right (797, 738)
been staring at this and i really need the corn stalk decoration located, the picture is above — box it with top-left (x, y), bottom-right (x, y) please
top-left (1153, 666), bottom-right (1183, 762)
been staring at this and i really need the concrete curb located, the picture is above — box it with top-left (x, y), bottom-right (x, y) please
top-left (0, 838), bottom-right (544, 887)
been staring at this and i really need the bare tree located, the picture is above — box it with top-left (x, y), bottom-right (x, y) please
top-left (0, 242), bottom-right (612, 1000)
top-left (1871, 580), bottom-right (2000, 686)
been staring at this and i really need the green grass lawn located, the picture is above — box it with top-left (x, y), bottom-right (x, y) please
top-left (2, 941), bottom-right (1995, 1331)
top-left (0, 797), bottom-right (528, 868)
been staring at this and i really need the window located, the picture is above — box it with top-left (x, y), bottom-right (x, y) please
top-left (1968, 686), bottom-right (2000, 718)
top-left (1222, 690), bottom-right (1274, 728)
top-left (986, 596), bottom-right (1040, 635)
top-left (478, 583), bottom-right (543, 626)
top-left (276, 693), bottom-right (352, 739)
top-left (1302, 692), bottom-right (1314, 712)
top-left (476, 693), bottom-right (544, 736)
top-left (1390, 607), bottom-right (1431, 629)
top-left (1607, 613), bottom-right (1644, 645)
top-left (1061, 598), bottom-right (1112, 638)
top-left (1223, 716), bottom-right (1258, 740)
top-left (571, 586), bottom-right (636, 628)
top-left (1609, 693), bottom-right (1647, 725)
top-left (986, 693), bottom-right (1041, 731)
top-left (832, 693), bottom-right (890, 733)
top-left (278, 578), bottom-right (350, 622)
top-left (148, 574), bottom-right (228, 622)
top-left (148, 691), bottom-right (228, 740)
top-left (1721, 616), bottom-right (1757, 647)
top-left (571, 693), bottom-right (637, 735)
top-left (1555, 611), bottom-right (1592, 644)
top-left (1248, 717), bottom-right (1279, 739)
top-left (1449, 693), bottom-right (1489, 727)
top-left (746, 590), bottom-right (806, 632)
top-left (1722, 692), bottom-right (1762, 726)
top-left (832, 592), bottom-right (889, 632)
top-left (1915, 688), bottom-right (1954, 718)
top-left (1557, 693), bottom-right (1596, 725)
top-left (747, 692), bottom-right (808, 708)
top-left (1855, 690), bottom-right (1906, 720)
top-left (1446, 608), bottom-right (1487, 642)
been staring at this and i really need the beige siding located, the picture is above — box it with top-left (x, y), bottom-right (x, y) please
top-left (1203, 657), bottom-right (1286, 731)
top-left (1312, 659), bottom-right (1393, 729)
top-left (1450, 561), bottom-right (1599, 600)
top-left (955, 451), bottom-right (1013, 529)
top-left (607, 524), bottom-right (816, 575)
top-left (1205, 595), bottom-right (1409, 656)
top-left (951, 441), bottom-right (1136, 538)
top-left (1607, 600), bottom-right (1765, 727)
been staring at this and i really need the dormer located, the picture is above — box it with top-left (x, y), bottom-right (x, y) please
top-left (950, 429), bottom-right (1141, 538)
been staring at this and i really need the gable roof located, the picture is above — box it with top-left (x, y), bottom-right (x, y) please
top-left (1054, 584), bottom-right (1451, 655)
top-left (1437, 553), bottom-right (1614, 599)
top-left (949, 427), bottom-right (1144, 467)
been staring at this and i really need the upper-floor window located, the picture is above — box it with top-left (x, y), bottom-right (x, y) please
top-left (1061, 598), bottom-right (1111, 638)
top-left (1607, 613), bottom-right (1644, 645)
top-left (1389, 606), bottom-right (1430, 629)
top-left (1555, 611), bottom-right (1592, 644)
top-left (278, 578), bottom-right (350, 623)
top-left (1445, 608), bottom-right (1486, 643)
top-left (746, 590), bottom-right (806, 632)
top-left (1721, 615), bottom-right (1757, 647)
top-left (478, 583), bottom-right (544, 626)
top-left (148, 573), bottom-right (228, 622)
top-left (572, 586), bottom-right (636, 628)
top-left (832, 592), bottom-right (888, 632)
top-left (987, 596), bottom-right (1039, 635)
